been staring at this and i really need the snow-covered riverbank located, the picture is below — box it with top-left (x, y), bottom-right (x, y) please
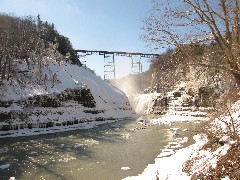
top-left (125, 90), bottom-right (240, 179)
top-left (124, 89), bottom-right (212, 179)
top-left (125, 134), bottom-right (207, 180)
top-left (0, 119), bottom-right (129, 138)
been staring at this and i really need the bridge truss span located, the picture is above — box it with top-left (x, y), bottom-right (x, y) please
top-left (75, 50), bottom-right (159, 80)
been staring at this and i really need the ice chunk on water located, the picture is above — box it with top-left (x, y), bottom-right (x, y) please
top-left (157, 149), bottom-right (175, 158)
top-left (121, 167), bottom-right (131, 170)
top-left (74, 143), bottom-right (84, 148)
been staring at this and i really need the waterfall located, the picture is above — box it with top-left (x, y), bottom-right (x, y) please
top-left (131, 93), bottom-right (162, 114)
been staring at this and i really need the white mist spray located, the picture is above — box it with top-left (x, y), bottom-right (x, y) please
top-left (111, 76), bottom-right (161, 115)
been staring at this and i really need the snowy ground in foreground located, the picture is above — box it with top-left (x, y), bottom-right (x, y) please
top-left (124, 124), bottom-right (233, 180)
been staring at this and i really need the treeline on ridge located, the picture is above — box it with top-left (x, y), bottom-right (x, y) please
top-left (0, 13), bottom-right (80, 82)
top-left (133, 42), bottom-right (235, 107)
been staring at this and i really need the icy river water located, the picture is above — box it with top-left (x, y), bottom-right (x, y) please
top-left (0, 117), bottom-right (200, 180)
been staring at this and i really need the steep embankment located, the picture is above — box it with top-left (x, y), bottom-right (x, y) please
top-left (0, 58), bottom-right (136, 137)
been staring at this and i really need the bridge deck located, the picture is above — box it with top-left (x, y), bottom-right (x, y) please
top-left (76, 50), bottom-right (159, 58)
top-left (75, 49), bottom-right (159, 80)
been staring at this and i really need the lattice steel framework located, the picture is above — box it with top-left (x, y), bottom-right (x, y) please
top-left (76, 50), bottom-right (159, 80)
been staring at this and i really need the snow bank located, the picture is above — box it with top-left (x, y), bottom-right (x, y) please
top-left (0, 119), bottom-right (118, 138)
top-left (187, 139), bottom-right (234, 176)
top-left (124, 134), bottom-right (231, 179)
top-left (124, 134), bottom-right (208, 180)
top-left (151, 107), bottom-right (208, 125)
top-left (126, 96), bottom-right (240, 179)
top-left (211, 99), bottom-right (240, 136)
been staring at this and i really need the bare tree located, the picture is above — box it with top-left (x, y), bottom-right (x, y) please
top-left (143, 0), bottom-right (240, 85)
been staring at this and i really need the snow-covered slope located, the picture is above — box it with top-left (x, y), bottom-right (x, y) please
top-left (1, 59), bottom-right (126, 104)
top-left (0, 58), bottom-right (136, 137)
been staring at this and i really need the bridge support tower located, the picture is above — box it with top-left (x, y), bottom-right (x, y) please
top-left (76, 50), bottom-right (159, 80)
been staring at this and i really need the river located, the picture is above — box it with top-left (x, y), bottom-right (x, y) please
top-left (0, 117), bottom-right (200, 180)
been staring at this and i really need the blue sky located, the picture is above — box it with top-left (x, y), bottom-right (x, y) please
top-left (0, 0), bottom-right (158, 78)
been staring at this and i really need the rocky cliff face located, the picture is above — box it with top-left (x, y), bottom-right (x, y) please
top-left (110, 47), bottom-right (234, 114)
top-left (0, 58), bottom-right (136, 134)
top-left (112, 75), bottom-right (221, 115)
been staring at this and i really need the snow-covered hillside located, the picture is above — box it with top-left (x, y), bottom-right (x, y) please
top-left (0, 58), bottom-right (136, 137)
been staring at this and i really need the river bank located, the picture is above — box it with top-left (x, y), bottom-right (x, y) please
top-left (124, 133), bottom-right (207, 180)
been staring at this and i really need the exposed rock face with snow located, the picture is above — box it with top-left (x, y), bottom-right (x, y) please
top-left (130, 83), bottom-right (190, 115)
top-left (122, 81), bottom-right (220, 117)
top-left (112, 75), bottom-right (215, 115)
top-left (0, 58), bottom-right (136, 137)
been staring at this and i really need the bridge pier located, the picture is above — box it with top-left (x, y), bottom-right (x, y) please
top-left (104, 53), bottom-right (115, 80)
top-left (131, 55), bottom-right (142, 74)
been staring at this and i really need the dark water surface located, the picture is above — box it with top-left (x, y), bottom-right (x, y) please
top-left (0, 118), bottom-right (199, 180)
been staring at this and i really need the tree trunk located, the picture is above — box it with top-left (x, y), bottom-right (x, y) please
top-left (232, 72), bottom-right (240, 86)
top-left (0, 57), bottom-right (2, 72)
top-left (7, 56), bottom-right (11, 81)
top-left (1, 58), bottom-right (7, 80)
top-left (0, 57), bottom-right (2, 80)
